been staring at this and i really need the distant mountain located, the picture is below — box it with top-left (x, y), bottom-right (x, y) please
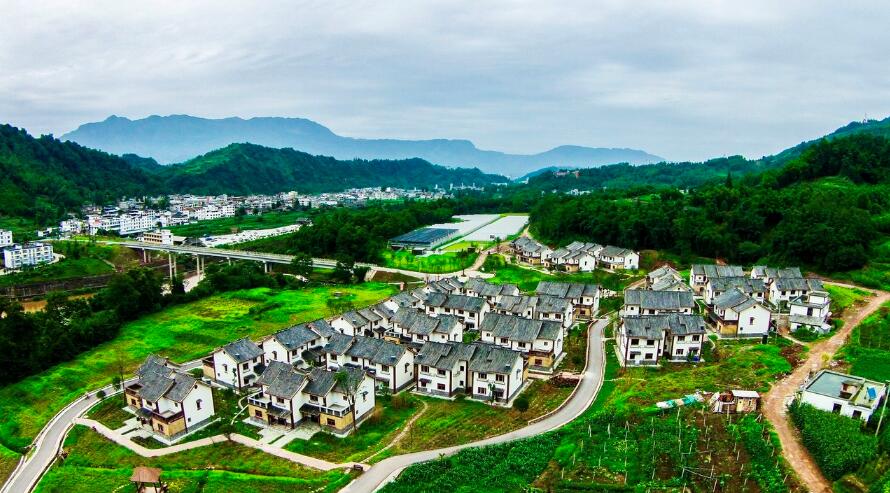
top-left (157, 143), bottom-right (508, 195)
top-left (61, 115), bottom-right (664, 176)
top-left (763, 116), bottom-right (890, 167)
top-left (0, 124), bottom-right (161, 220)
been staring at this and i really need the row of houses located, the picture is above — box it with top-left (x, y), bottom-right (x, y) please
top-left (511, 237), bottom-right (639, 271)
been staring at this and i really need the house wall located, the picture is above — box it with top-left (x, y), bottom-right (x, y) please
top-left (182, 383), bottom-right (215, 427)
top-left (331, 318), bottom-right (358, 336)
top-left (737, 305), bottom-right (771, 337)
top-left (800, 392), bottom-right (878, 421)
top-left (617, 330), bottom-right (664, 365)
top-left (664, 334), bottom-right (703, 361)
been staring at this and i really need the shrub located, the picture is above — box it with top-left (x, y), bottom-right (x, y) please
top-left (96, 390), bottom-right (106, 399)
top-left (513, 393), bottom-right (530, 412)
top-left (789, 402), bottom-right (878, 480)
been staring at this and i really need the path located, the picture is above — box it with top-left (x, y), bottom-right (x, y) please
top-left (361, 400), bottom-right (430, 463)
top-left (340, 317), bottom-right (608, 493)
top-left (761, 283), bottom-right (890, 493)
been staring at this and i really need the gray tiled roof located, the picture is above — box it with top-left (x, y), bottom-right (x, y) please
top-left (222, 338), bottom-right (264, 363)
top-left (622, 313), bottom-right (705, 338)
top-left (306, 319), bottom-right (335, 338)
top-left (428, 278), bottom-right (464, 293)
top-left (535, 295), bottom-right (571, 314)
top-left (273, 324), bottom-right (321, 350)
top-left (305, 366), bottom-right (365, 396)
top-left (345, 335), bottom-right (408, 365)
top-left (599, 245), bottom-right (633, 258)
top-left (709, 277), bottom-right (766, 294)
top-left (535, 281), bottom-right (599, 300)
top-left (389, 291), bottom-right (422, 308)
top-left (481, 312), bottom-right (561, 342)
top-left (651, 278), bottom-right (690, 292)
top-left (495, 295), bottom-right (537, 315)
top-left (468, 344), bottom-right (522, 374)
top-left (624, 289), bottom-right (694, 310)
top-left (258, 361), bottom-right (307, 399)
top-left (712, 288), bottom-right (755, 311)
top-left (691, 264), bottom-right (744, 279)
top-left (512, 236), bottom-right (547, 254)
top-left (415, 341), bottom-right (476, 370)
top-left (133, 354), bottom-right (196, 403)
top-left (324, 332), bottom-right (355, 355)
top-left (339, 310), bottom-right (371, 328)
top-left (773, 277), bottom-right (813, 291)
top-left (464, 278), bottom-right (519, 298)
top-left (425, 293), bottom-right (486, 312)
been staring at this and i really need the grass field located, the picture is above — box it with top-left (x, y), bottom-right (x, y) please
top-left (442, 240), bottom-right (492, 252)
top-left (0, 283), bottom-right (396, 454)
top-left (482, 254), bottom-right (641, 292)
top-left (34, 426), bottom-right (351, 493)
top-left (837, 302), bottom-right (890, 381)
top-left (0, 240), bottom-right (137, 288)
top-left (826, 284), bottom-right (873, 316)
top-left (285, 393), bottom-right (419, 463)
top-left (380, 250), bottom-right (478, 274)
top-left (169, 210), bottom-right (308, 238)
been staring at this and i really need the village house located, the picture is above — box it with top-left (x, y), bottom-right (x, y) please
top-left (468, 344), bottom-right (527, 403)
top-left (750, 266), bottom-right (803, 284)
top-left (261, 319), bottom-right (334, 368)
top-left (800, 370), bottom-right (886, 421)
top-left (703, 277), bottom-right (767, 305)
top-left (414, 341), bottom-right (477, 398)
top-left (330, 310), bottom-right (373, 336)
top-left (493, 295), bottom-right (538, 319)
top-left (385, 290), bottom-right (425, 311)
top-left (647, 265), bottom-right (682, 287)
top-left (616, 314), bottom-right (706, 366)
top-left (126, 355), bottom-right (215, 441)
top-left (534, 295), bottom-right (575, 329)
top-left (535, 281), bottom-right (600, 318)
top-left (689, 264), bottom-right (745, 295)
top-left (789, 290), bottom-right (833, 334)
top-left (622, 289), bottom-right (695, 316)
top-left (597, 245), bottom-right (640, 271)
top-left (425, 277), bottom-right (464, 295)
top-left (323, 334), bottom-right (415, 392)
top-left (710, 288), bottom-right (772, 338)
top-left (205, 338), bottom-right (265, 391)
top-left (711, 390), bottom-right (760, 414)
top-left (768, 277), bottom-right (824, 309)
top-left (387, 308), bottom-right (464, 344)
top-left (422, 292), bottom-right (489, 330)
top-left (247, 361), bottom-right (308, 430)
top-left (510, 236), bottom-right (552, 265)
top-left (462, 278), bottom-right (520, 304)
top-left (480, 312), bottom-right (564, 371)
top-left (545, 241), bottom-right (600, 272)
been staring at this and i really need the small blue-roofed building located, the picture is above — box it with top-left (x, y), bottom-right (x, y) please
top-left (800, 369), bottom-right (886, 421)
top-left (390, 227), bottom-right (459, 254)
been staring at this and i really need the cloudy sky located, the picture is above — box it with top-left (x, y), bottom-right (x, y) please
top-left (2, 1), bottom-right (889, 161)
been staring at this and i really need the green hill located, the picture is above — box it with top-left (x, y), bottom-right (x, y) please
top-left (0, 124), bottom-right (161, 222)
top-left (763, 116), bottom-right (890, 167)
top-left (159, 143), bottom-right (508, 195)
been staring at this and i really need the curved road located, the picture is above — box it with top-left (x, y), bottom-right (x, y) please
top-left (341, 318), bottom-right (607, 493)
top-left (3, 321), bottom-right (603, 493)
top-left (0, 360), bottom-right (202, 493)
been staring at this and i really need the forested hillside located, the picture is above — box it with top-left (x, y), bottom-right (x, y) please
top-left (0, 125), bottom-right (161, 222)
top-left (530, 134), bottom-right (890, 273)
top-left (158, 143), bottom-right (508, 195)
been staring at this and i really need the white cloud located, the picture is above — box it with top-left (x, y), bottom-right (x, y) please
top-left (1, 0), bottom-right (889, 161)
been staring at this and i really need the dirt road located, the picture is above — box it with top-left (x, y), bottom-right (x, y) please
top-left (762, 284), bottom-right (890, 493)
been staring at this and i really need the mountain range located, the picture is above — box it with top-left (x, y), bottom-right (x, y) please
top-left (61, 115), bottom-right (664, 176)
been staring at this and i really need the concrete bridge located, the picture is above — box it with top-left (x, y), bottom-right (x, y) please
top-left (115, 241), bottom-right (365, 278)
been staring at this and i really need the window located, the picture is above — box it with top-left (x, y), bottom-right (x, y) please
top-left (677, 335), bottom-right (685, 342)
top-left (271, 351), bottom-right (278, 360)
top-left (500, 337), bottom-right (509, 344)
top-left (535, 358), bottom-right (543, 365)
top-left (749, 317), bottom-right (755, 325)
top-left (852, 410), bottom-right (862, 419)
top-left (645, 353), bottom-right (654, 360)
top-left (404, 362), bottom-right (410, 372)
top-left (351, 356), bottom-right (359, 362)
top-left (196, 399), bottom-right (203, 411)
top-left (381, 365), bottom-right (390, 373)
top-left (496, 374), bottom-right (505, 382)
top-left (222, 364), bottom-right (228, 373)
top-left (477, 387), bottom-right (487, 394)
top-left (630, 338), bottom-right (639, 345)
top-left (242, 362), bottom-right (249, 370)
top-left (437, 369), bottom-right (446, 376)
top-left (276, 397), bottom-right (284, 404)
top-left (310, 395), bottom-right (318, 402)
top-left (692, 335), bottom-right (700, 342)
top-left (421, 365), bottom-right (429, 372)
top-left (254, 409), bottom-right (262, 417)
top-left (327, 418), bottom-right (336, 426)
top-left (518, 342), bottom-right (526, 348)
top-left (437, 383), bottom-right (446, 391)
top-left (676, 349), bottom-right (684, 355)
top-left (832, 403), bottom-right (842, 413)
top-left (156, 424), bottom-right (164, 432)
top-left (647, 340), bottom-right (655, 346)
top-left (480, 372), bottom-right (488, 379)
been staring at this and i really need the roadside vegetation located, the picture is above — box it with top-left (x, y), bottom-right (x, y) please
top-left (788, 403), bottom-right (878, 482)
top-left (168, 210), bottom-right (308, 238)
top-left (379, 250), bottom-right (478, 273)
top-left (836, 302), bottom-right (890, 381)
top-left (0, 240), bottom-right (137, 288)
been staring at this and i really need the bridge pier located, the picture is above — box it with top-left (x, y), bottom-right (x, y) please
top-left (263, 261), bottom-right (269, 274)
top-left (168, 253), bottom-right (177, 280)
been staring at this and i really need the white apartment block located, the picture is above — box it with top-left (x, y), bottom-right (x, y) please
top-left (0, 229), bottom-right (13, 247)
top-left (3, 242), bottom-right (54, 269)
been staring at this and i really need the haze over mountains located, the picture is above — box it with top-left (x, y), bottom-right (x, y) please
top-left (61, 115), bottom-right (664, 177)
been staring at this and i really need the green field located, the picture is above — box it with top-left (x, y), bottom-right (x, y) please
top-left (35, 426), bottom-right (351, 493)
top-left (169, 210), bottom-right (307, 238)
top-left (826, 284), bottom-right (872, 316)
top-left (380, 250), bottom-right (478, 274)
top-left (482, 254), bottom-right (641, 292)
top-left (442, 240), bottom-right (492, 252)
top-left (837, 302), bottom-right (890, 381)
top-left (0, 283), bottom-right (396, 454)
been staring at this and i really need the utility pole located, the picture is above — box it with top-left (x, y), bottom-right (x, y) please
top-left (876, 381), bottom-right (889, 437)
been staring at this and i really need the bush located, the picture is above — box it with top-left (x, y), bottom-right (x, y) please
top-left (513, 393), bottom-right (530, 412)
top-left (96, 390), bottom-right (106, 399)
top-left (789, 402), bottom-right (878, 480)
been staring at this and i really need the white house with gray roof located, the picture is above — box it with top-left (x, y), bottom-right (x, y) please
top-left (768, 277), bottom-right (824, 308)
top-left (622, 289), bottom-right (695, 317)
top-left (468, 344), bottom-right (526, 404)
top-left (710, 288), bottom-right (772, 338)
top-left (480, 313), bottom-right (564, 371)
top-left (323, 334), bottom-right (415, 392)
top-left (414, 341), bottom-right (477, 398)
top-left (126, 355), bottom-right (215, 441)
top-left (789, 290), bottom-right (833, 334)
top-left (704, 277), bottom-right (767, 305)
top-left (617, 314), bottom-right (706, 366)
top-left (800, 370), bottom-right (886, 421)
top-left (206, 338), bottom-right (265, 391)
top-left (511, 236), bottom-right (552, 265)
top-left (462, 278), bottom-right (520, 304)
top-left (597, 245), bottom-right (639, 270)
top-left (261, 319), bottom-right (334, 368)
top-left (422, 292), bottom-right (490, 330)
top-left (690, 264), bottom-right (745, 294)
top-left (535, 281), bottom-right (600, 318)
top-left (388, 308), bottom-right (463, 344)
top-left (247, 361), bottom-right (309, 429)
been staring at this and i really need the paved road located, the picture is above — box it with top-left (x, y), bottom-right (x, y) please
top-left (762, 283), bottom-right (890, 493)
top-left (0, 360), bottom-right (201, 493)
top-left (341, 318), bottom-right (607, 493)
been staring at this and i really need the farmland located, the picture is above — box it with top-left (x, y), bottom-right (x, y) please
top-left (380, 250), bottom-right (478, 273)
top-left (837, 302), bottom-right (890, 381)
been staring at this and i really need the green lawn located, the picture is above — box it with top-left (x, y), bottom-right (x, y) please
top-left (34, 426), bottom-right (351, 493)
top-left (86, 396), bottom-right (134, 430)
top-left (169, 210), bottom-right (308, 238)
top-left (380, 250), bottom-right (478, 274)
top-left (0, 283), bottom-right (396, 454)
top-left (442, 240), bottom-right (492, 252)
top-left (285, 393), bottom-right (419, 463)
top-left (837, 302), bottom-right (890, 381)
top-left (825, 284), bottom-right (872, 316)
top-left (482, 254), bottom-right (641, 292)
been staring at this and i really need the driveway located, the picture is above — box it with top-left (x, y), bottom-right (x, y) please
top-left (341, 318), bottom-right (607, 493)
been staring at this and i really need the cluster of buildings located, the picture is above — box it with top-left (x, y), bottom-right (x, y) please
top-left (161, 276), bottom-right (601, 439)
top-left (615, 263), bottom-right (833, 367)
top-left (510, 237), bottom-right (640, 271)
top-left (0, 230), bottom-right (54, 270)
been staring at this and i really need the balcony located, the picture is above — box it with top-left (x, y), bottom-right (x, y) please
top-left (301, 402), bottom-right (351, 418)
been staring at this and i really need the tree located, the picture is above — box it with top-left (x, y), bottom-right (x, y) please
top-left (333, 259), bottom-right (354, 284)
top-left (353, 265), bottom-right (370, 284)
top-left (334, 370), bottom-right (359, 433)
top-left (290, 253), bottom-right (313, 280)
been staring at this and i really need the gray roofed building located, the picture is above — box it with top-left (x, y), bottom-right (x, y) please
top-left (339, 310), bottom-right (371, 328)
top-left (494, 295), bottom-right (538, 315)
top-left (428, 278), bottom-right (464, 294)
top-left (773, 277), bottom-right (813, 291)
top-left (713, 288), bottom-right (757, 312)
top-left (752, 266), bottom-right (803, 280)
top-left (257, 361), bottom-right (307, 399)
top-left (599, 245), bottom-right (634, 257)
top-left (425, 293), bottom-right (486, 312)
top-left (464, 278), bottom-right (519, 298)
top-left (393, 309), bottom-right (459, 336)
top-left (622, 314), bottom-right (706, 338)
top-left (624, 289), bottom-right (694, 311)
top-left (389, 291), bottom-right (422, 308)
top-left (535, 295), bottom-right (571, 315)
top-left (415, 341), bottom-right (477, 370)
top-left (709, 277), bottom-right (766, 294)
top-left (468, 344), bottom-right (522, 374)
top-left (131, 354), bottom-right (197, 403)
top-left (304, 366), bottom-right (366, 396)
top-left (221, 338), bottom-right (264, 363)
top-left (271, 324), bottom-right (321, 350)
top-left (345, 335), bottom-right (408, 366)
top-left (691, 264), bottom-right (745, 279)
top-left (481, 312), bottom-right (561, 342)
top-left (305, 319), bottom-right (335, 338)
top-left (357, 307), bottom-right (382, 323)
top-left (651, 277), bottom-right (691, 292)
top-left (324, 333), bottom-right (355, 355)
top-left (535, 281), bottom-right (599, 299)
top-left (512, 236), bottom-right (547, 254)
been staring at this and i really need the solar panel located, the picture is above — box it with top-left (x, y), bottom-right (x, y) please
top-left (868, 387), bottom-right (877, 399)
top-left (390, 227), bottom-right (458, 245)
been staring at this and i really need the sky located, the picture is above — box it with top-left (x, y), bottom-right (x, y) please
top-left (2, 1), bottom-right (889, 162)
